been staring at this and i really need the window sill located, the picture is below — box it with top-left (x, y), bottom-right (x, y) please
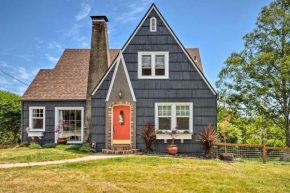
top-left (138, 76), bottom-right (169, 79)
top-left (156, 133), bottom-right (192, 140)
top-left (28, 131), bottom-right (44, 137)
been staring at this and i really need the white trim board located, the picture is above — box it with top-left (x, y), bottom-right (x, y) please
top-left (121, 4), bottom-right (216, 95)
top-left (105, 52), bottom-right (137, 102)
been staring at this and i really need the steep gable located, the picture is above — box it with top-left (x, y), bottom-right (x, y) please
top-left (122, 4), bottom-right (216, 95)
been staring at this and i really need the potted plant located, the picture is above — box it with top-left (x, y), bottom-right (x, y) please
top-left (220, 114), bottom-right (234, 161)
top-left (55, 120), bottom-right (67, 144)
top-left (138, 122), bottom-right (156, 153)
top-left (198, 124), bottom-right (219, 158)
top-left (166, 126), bottom-right (180, 155)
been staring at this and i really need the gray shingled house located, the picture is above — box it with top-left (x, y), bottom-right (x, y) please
top-left (21, 4), bottom-right (217, 154)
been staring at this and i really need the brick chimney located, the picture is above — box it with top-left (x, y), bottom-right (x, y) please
top-left (85, 16), bottom-right (110, 142)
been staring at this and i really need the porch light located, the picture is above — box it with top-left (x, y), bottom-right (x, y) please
top-left (118, 90), bottom-right (123, 99)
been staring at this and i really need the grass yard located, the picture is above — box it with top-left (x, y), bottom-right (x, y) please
top-left (0, 148), bottom-right (88, 164)
top-left (0, 156), bottom-right (290, 193)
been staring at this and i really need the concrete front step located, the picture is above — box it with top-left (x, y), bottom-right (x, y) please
top-left (102, 149), bottom-right (140, 155)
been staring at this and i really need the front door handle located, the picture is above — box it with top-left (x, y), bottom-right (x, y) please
top-left (113, 125), bottom-right (115, 135)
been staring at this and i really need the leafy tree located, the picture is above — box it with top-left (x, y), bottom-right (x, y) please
top-left (216, 0), bottom-right (290, 146)
top-left (0, 90), bottom-right (21, 144)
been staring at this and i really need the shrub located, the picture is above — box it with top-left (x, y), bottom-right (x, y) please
top-left (138, 122), bottom-right (156, 153)
top-left (29, 144), bottom-right (42, 149)
top-left (19, 141), bottom-right (29, 147)
top-left (65, 145), bottom-right (82, 151)
top-left (43, 143), bottom-right (56, 148)
top-left (0, 91), bottom-right (21, 145)
top-left (79, 143), bottom-right (92, 153)
top-left (198, 124), bottom-right (219, 157)
top-left (55, 144), bottom-right (67, 150)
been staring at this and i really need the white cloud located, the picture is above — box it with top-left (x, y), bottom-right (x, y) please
top-left (75, 3), bottom-right (91, 21)
top-left (18, 86), bottom-right (27, 93)
top-left (82, 42), bottom-right (89, 47)
top-left (0, 76), bottom-right (11, 85)
top-left (45, 54), bottom-right (59, 62)
top-left (0, 61), bottom-right (9, 68)
top-left (65, 24), bottom-right (82, 37)
top-left (16, 66), bottom-right (31, 80)
top-left (115, 0), bottom-right (152, 24)
top-left (48, 41), bottom-right (63, 51)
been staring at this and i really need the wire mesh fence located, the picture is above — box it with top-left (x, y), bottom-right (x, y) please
top-left (267, 149), bottom-right (290, 162)
top-left (215, 141), bottom-right (290, 163)
top-left (216, 145), bottom-right (263, 161)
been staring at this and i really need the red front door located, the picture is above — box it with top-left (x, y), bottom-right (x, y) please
top-left (113, 105), bottom-right (130, 144)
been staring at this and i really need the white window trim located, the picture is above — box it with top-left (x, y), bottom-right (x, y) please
top-left (29, 106), bottom-right (45, 132)
top-left (150, 17), bottom-right (157, 32)
top-left (54, 107), bottom-right (84, 144)
top-left (155, 102), bottom-right (193, 132)
top-left (138, 51), bottom-right (169, 79)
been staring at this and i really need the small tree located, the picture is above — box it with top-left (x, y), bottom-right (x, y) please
top-left (198, 124), bottom-right (219, 157)
top-left (221, 114), bottom-right (232, 153)
top-left (138, 122), bottom-right (156, 153)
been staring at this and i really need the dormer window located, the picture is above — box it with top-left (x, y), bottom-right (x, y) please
top-left (150, 17), bottom-right (157, 32)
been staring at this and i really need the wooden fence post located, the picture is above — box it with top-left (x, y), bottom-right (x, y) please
top-left (263, 139), bottom-right (266, 164)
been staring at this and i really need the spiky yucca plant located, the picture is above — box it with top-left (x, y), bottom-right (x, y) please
top-left (198, 124), bottom-right (219, 157)
top-left (138, 122), bottom-right (156, 153)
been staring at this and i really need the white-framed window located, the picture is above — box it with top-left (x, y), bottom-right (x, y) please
top-left (55, 107), bottom-right (84, 144)
top-left (138, 51), bottom-right (169, 79)
top-left (150, 17), bottom-right (157, 32)
top-left (29, 107), bottom-right (45, 131)
top-left (155, 103), bottom-right (193, 132)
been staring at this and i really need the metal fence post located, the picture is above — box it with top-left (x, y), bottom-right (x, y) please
top-left (263, 139), bottom-right (266, 164)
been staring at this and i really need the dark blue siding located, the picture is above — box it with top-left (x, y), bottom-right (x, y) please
top-left (91, 65), bottom-right (116, 151)
top-left (22, 101), bottom-right (86, 145)
top-left (122, 9), bottom-right (217, 153)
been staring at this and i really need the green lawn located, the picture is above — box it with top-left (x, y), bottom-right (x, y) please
top-left (0, 156), bottom-right (290, 193)
top-left (0, 148), bottom-right (88, 164)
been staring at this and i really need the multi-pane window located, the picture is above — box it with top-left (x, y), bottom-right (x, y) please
top-left (59, 110), bottom-right (82, 142)
top-left (138, 52), bottom-right (169, 79)
top-left (55, 107), bottom-right (84, 143)
top-left (176, 106), bottom-right (190, 130)
top-left (158, 106), bottom-right (172, 130)
top-left (29, 107), bottom-right (45, 131)
top-left (150, 17), bottom-right (157, 32)
top-left (155, 103), bottom-right (192, 131)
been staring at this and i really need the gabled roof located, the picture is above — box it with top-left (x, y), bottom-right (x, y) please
top-left (21, 48), bottom-right (202, 101)
top-left (105, 52), bottom-right (136, 102)
top-left (121, 3), bottom-right (216, 95)
top-left (21, 49), bottom-right (119, 101)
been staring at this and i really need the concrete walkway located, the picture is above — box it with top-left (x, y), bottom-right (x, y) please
top-left (0, 154), bottom-right (127, 169)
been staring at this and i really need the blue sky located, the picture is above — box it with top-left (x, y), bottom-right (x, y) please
top-left (0, 0), bottom-right (273, 95)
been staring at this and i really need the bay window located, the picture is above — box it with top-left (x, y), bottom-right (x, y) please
top-left (138, 51), bottom-right (169, 79)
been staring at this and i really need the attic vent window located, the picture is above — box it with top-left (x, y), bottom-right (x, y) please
top-left (194, 56), bottom-right (197, 62)
top-left (150, 17), bottom-right (157, 32)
